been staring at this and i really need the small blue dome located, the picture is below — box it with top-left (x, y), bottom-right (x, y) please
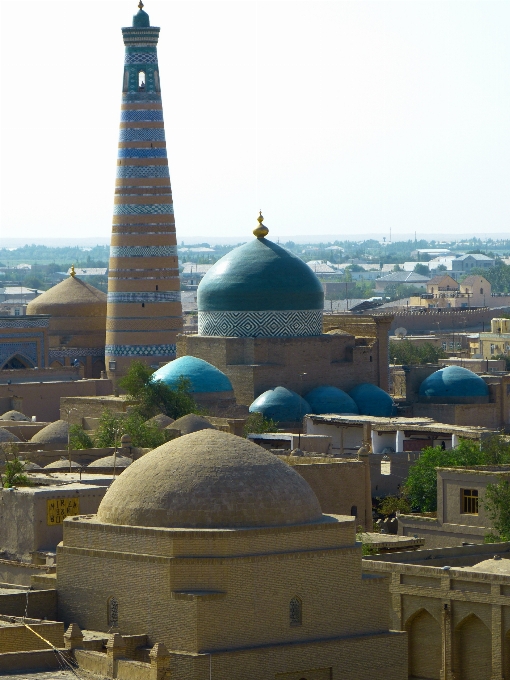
top-left (133, 8), bottom-right (150, 28)
top-left (198, 237), bottom-right (323, 313)
top-left (419, 365), bottom-right (489, 401)
top-left (152, 356), bottom-right (233, 394)
top-left (349, 384), bottom-right (395, 417)
top-left (304, 386), bottom-right (359, 415)
top-left (249, 387), bottom-right (311, 423)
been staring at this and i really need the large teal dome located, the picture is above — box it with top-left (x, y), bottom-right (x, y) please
top-left (304, 386), bottom-right (359, 415)
top-left (419, 365), bottom-right (489, 403)
top-left (249, 387), bottom-right (311, 423)
top-left (152, 356), bottom-right (233, 395)
top-left (197, 223), bottom-right (324, 337)
top-left (349, 384), bottom-right (395, 417)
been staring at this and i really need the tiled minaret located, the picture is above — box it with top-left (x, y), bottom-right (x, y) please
top-left (106, 2), bottom-right (182, 381)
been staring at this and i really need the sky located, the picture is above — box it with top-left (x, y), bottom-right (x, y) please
top-left (1, 0), bottom-right (509, 244)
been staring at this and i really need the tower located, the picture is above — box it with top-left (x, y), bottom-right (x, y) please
top-left (106, 2), bottom-right (182, 381)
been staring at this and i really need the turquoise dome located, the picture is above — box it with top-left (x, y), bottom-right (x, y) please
top-left (304, 386), bottom-right (359, 415)
top-left (349, 384), bottom-right (395, 417)
top-left (133, 7), bottom-right (150, 27)
top-left (197, 232), bottom-right (324, 337)
top-left (419, 365), bottom-right (489, 403)
top-left (249, 387), bottom-right (311, 423)
top-left (152, 356), bottom-right (233, 394)
top-left (198, 237), bottom-right (323, 313)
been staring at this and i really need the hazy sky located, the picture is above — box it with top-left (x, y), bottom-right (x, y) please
top-left (1, 0), bottom-right (509, 243)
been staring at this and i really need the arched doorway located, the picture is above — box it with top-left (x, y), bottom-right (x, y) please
top-left (92, 359), bottom-right (105, 379)
top-left (1, 354), bottom-right (34, 370)
top-left (454, 614), bottom-right (491, 680)
top-left (406, 609), bottom-right (441, 680)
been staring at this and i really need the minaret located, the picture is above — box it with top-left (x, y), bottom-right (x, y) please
top-left (106, 2), bottom-right (182, 381)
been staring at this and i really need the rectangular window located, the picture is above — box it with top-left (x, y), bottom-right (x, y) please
top-left (14, 308), bottom-right (20, 316)
top-left (461, 489), bottom-right (478, 514)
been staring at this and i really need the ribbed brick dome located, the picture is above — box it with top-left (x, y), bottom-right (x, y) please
top-left (96, 430), bottom-right (322, 529)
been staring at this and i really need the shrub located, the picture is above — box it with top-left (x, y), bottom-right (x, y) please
top-left (243, 412), bottom-right (279, 437)
top-left (69, 425), bottom-right (94, 450)
top-left (94, 409), bottom-right (166, 449)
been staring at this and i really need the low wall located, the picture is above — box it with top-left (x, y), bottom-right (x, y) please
top-left (0, 619), bottom-right (64, 653)
top-left (0, 587), bottom-right (56, 619)
top-left (373, 307), bottom-right (507, 334)
top-left (0, 560), bottom-right (53, 588)
top-left (0, 379), bottom-right (113, 422)
top-left (0, 648), bottom-right (68, 674)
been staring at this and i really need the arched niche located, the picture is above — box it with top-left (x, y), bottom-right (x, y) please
top-left (405, 608), bottom-right (441, 680)
top-left (454, 613), bottom-right (491, 680)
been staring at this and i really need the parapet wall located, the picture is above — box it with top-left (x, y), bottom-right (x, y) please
top-left (373, 307), bottom-right (508, 333)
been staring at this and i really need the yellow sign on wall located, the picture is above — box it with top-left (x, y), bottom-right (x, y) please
top-left (47, 498), bottom-right (80, 526)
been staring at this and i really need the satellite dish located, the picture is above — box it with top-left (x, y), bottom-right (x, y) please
top-left (395, 327), bottom-right (407, 339)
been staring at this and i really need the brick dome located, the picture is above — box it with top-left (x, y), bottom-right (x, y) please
top-left (96, 430), bottom-right (322, 529)
top-left (26, 275), bottom-right (106, 317)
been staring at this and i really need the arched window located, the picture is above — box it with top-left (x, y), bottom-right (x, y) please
top-left (289, 596), bottom-right (302, 626)
top-left (480, 288), bottom-right (483, 294)
top-left (108, 597), bottom-right (119, 627)
top-left (350, 505), bottom-right (358, 517)
top-left (138, 71), bottom-right (146, 91)
top-left (1, 354), bottom-right (33, 370)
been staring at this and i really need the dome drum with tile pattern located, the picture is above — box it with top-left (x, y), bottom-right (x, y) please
top-left (96, 430), bottom-right (323, 529)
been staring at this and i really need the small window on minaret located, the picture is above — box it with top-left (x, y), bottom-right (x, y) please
top-left (154, 70), bottom-right (160, 92)
top-left (122, 70), bottom-right (129, 92)
top-left (138, 71), bottom-right (146, 91)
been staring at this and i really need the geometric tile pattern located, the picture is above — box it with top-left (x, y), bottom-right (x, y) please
top-left (198, 309), bottom-right (323, 338)
top-left (124, 52), bottom-right (158, 64)
top-left (0, 317), bottom-right (49, 329)
top-left (105, 343), bottom-right (176, 357)
top-left (112, 204), bottom-right (174, 215)
top-left (119, 128), bottom-right (166, 142)
top-left (120, 110), bottom-right (164, 122)
top-left (0, 342), bottom-right (38, 367)
top-left (116, 165), bottom-right (170, 178)
top-left (49, 348), bottom-right (105, 359)
top-left (118, 148), bottom-right (167, 158)
top-left (107, 291), bottom-right (181, 303)
top-left (109, 245), bottom-right (177, 258)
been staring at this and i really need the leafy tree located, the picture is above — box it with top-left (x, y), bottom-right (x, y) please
top-left (436, 264), bottom-right (447, 272)
top-left (94, 409), bottom-right (166, 449)
top-left (69, 425), bottom-right (94, 450)
top-left (494, 354), bottom-right (510, 370)
top-left (119, 360), bottom-right (200, 420)
top-left (378, 496), bottom-right (411, 516)
top-left (414, 263), bottom-right (430, 276)
top-left (390, 339), bottom-right (446, 365)
top-left (384, 283), bottom-right (425, 301)
top-left (393, 264), bottom-right (402, 272)
top-left (243, 412), bottom-right (279, 437)
top-left (403, 436), bottom-right (510, 512)
top-left (483, 479), bottom-right (510, 542)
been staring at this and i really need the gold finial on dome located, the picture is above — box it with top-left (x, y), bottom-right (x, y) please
top-left (70, 265), bottom-right (76, 278)
top-left (253, 210), bottom-right (269, 238)
top-left (138, 0), bottom-right (144, 9)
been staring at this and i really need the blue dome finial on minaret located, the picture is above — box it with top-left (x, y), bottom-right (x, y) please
top-left (133, 1), bottom-right (150, 27)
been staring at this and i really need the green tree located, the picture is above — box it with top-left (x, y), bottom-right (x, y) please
top-left (94, 409), bottom-right (166, 449)
top-left (378, 496), bottom-right (411, 516)
top-left (413, 263), bottom-right (430, 276)
top-left (1, 452), bottom-right (32, 488)
top-left (243, 412), bottom-right (279, 437)
top-left (69, 425), bottom-right (94, 450)
top-left (483, 479), bottom-right (510, 542)
top-left (119, 360), bottom-right (200, 420)
top-left (390, 339), bottom-right (446, 365)
top-left (403, 436), bottom-right (510, 512)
